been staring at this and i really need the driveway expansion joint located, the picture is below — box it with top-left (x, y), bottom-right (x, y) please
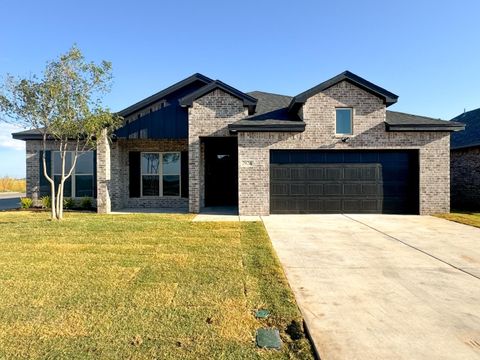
top-left (342, 214), bottom-right (480, 281)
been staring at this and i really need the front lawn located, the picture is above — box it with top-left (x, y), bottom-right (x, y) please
top-left (436, 212), bottom-right (480, 228)
top-left (0, 212), bottom-right (312, 359)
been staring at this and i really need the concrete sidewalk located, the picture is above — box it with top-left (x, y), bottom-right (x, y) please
top-left (262, 214), bottom-right (480, 360)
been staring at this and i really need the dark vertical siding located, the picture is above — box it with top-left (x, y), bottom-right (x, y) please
top-left (129, 152), bottom-right (141, 198)
top-left (181, 151), bottom-right (188, 198)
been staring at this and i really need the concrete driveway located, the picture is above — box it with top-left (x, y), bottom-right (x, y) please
top-left (262, 214), bottom-right (480, 360)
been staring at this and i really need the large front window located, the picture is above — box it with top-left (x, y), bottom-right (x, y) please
top-left (141, 152), bottom-right (180, 197)
top-left (52, 151), bottom-right (94, 197)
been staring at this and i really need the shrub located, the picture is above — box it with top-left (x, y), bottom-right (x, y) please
top-left (79, 197), bottom-right (93, 210)
top-left (41, 196), bottom-right (51, 209)
top-left (63, 197), bottom-right (76, 209)
top-left (20, 197), bottom-right (33, 209)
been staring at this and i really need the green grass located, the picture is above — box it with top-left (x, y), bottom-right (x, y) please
top-left (0, 212), bottom-right (313, 359)
top-left (436, 212), bottom-right (480, 228)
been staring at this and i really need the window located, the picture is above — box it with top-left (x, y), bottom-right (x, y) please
top-left (52, 151), bottom-right (94, 197)
top-left (141, 152), bottom-right (180, 197)
top-left (335, 108), bottom-right (353, 135)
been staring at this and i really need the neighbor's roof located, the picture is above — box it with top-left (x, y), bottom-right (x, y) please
top-left (385, 111), bottom-right (465, 132)
top-left (450, 107), bottom-right (480, 149)
top-left (288, 71), bottom-right (399, 114)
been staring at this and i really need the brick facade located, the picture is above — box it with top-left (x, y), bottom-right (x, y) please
top-left (187, 89), bottom-right (248, 213)
top-left (451, 147), bottom-right (480, 210)
top-left (24, 81), bottom-right (452, 215)
top-left (237, 81), bottom-right (451, 215)
top-left (110, 139), bottom-right (188, 210)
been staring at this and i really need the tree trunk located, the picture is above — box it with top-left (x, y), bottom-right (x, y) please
top-left (42, 151), bottom-right (56, 220)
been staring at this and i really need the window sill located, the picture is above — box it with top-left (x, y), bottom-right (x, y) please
top-left (139, 196), bottom-right (182, 199)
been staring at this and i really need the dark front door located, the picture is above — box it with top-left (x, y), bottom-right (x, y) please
top-left (204, 137), bottom-right (238, 207)
top-left (270, 150), bottom-right (419, 214)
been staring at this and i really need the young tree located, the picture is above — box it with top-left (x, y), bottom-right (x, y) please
top-left (0, 45), bottom-right (122, 220)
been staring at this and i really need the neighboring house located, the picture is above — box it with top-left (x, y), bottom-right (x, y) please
top-left (450, 108), bottom-right (480, 210)
top-left (12, 71), bottom-right (464, 215)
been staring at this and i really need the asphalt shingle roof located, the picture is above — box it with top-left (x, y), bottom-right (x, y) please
top-left (385, 111), bottom-right (464, 131)
top-left (450, 108), bottom-right (480, 149)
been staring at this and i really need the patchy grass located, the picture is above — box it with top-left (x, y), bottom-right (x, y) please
top-left (436, 212), bottom-right (480, 228)
top-left (0, 212), bottom-right (313, 359)
top-left (0, 177), bottom-right (26, 193)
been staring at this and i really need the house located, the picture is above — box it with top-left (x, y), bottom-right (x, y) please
top-left (450, 108), bottom-right (480, 210)
top-left (12, 71), bottom-right (465, 215)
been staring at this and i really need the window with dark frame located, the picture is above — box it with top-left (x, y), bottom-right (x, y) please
top-left (141, 152), bottom-right (180, 197)
top-left (52, 151), bottom-right (94, 197)
top-left (335, 108), bottom-right (353, 135)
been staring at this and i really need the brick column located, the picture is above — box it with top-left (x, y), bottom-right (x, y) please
top-left (97, 129), bottom-right (111, 213)
top-left (188, 139), bottom-right (200, 213)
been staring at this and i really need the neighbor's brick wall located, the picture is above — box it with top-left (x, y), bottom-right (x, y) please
top-left (188, 89), bottom-right (248, 212)
top-left (238, 81), bottom-right (451, 216)
top-left (451, 147), bottom-right (480, 210)
top-left (110, 139), bottom-right (188, 210)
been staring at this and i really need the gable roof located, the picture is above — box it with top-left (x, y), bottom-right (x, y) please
top-left (386, 111), bottom-right (465, 132)
top-left (228, 91), bottom-right (305, 132)
top-left (288, 71), bottom-right (399, 113)
top-left (117, 73), bottom-right (213, 117)
top-left (450, 108), bottom-right (480, 149)
top-left (179, 80), bottom-right (257, 115)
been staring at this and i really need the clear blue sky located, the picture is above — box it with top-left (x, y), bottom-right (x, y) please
top-left (1, 0), bottom-right (479, 178)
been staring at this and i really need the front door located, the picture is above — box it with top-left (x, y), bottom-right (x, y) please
top-left (204, 137), bottom-right (238, 207)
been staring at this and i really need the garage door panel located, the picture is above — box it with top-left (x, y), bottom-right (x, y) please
top-left (270, 150), bottom-right (419, 214)
top-left (307, 184), bottom-right (323, 195)
top-left (324, 199), bottom-right (342, 212)
top-left (324, 183), bottom-right (343, 195)
top-left (362, 167), bottom-right (378, 180)
top-left (344, 183), bottom-right (362, 195)
top-left (291, 168), bottom-right (306, 180)
top-left (271, 183), bottom-right (289, 196)
top-left (326, 168), bottom-right (342, 180)
top-left (306, 168), bottom-right (325, 180)
top-left (290, 184), bottom-right (307, 195)
top-left (271, 168), bottom-right (289, 180)
top-left (362, 184), bottom-right (381, 196)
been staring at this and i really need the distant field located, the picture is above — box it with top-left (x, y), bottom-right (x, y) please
top-left (0, 177), bottom-right (26, 193)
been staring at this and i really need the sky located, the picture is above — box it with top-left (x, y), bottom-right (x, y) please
top-left (0, 0), bottom-right (479, 178)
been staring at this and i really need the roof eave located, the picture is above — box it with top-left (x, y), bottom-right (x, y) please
top-left (451, 143), bottom-right (480, 150)
top-left (386, 123), bottom-right (465, 132)
top-left (228, 123), bottom-right (306, 133)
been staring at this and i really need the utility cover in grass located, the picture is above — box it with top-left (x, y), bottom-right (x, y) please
top-left (256, 328), bottom-right (282, 349)
top-left (255, 309), bottom-right (269, 319)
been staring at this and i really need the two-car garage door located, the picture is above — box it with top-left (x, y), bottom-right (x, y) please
top-left (270, 150), bottom-right (419, 214)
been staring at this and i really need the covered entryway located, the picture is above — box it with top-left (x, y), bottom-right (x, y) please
top-left (270, 150), bottom-right (419, 214)
top-left (203, 137), bottom-right (238, 207)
